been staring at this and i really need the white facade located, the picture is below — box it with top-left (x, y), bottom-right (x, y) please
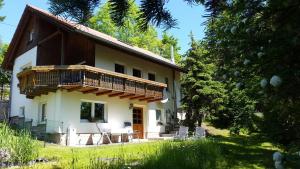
top-left (10, 44), bottom-right (181, 144)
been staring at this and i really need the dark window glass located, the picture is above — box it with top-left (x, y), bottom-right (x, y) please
top-left (95, 103), bottom-right (105, 122)
top-left (80, 102), bottom-right (92, 120)
top-left (41, 104), bottom-right (46, 122)
top-left (165, 77), bottom-right (169, 91)
top-left (148, 73), bottom-right (155, 81)
top-left (156, 110), bottom-right (162, 121)
top-left (115, 64), bottom-right (125, 74)
top-left (133, 68), bottom-right (141, 78)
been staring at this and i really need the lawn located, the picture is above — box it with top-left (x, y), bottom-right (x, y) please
top-left (16, 124), bottom-right (300, 169)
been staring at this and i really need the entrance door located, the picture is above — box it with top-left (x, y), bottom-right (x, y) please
top-left (132, 107), bottom-right (143, 139)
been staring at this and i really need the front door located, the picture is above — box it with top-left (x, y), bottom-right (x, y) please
top-left (133, 107), bottom-right (143, 139)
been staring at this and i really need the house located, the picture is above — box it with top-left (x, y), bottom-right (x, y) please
top-left (2, 5), bottom-right (182, 145)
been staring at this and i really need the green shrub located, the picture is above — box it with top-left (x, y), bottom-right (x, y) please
top-left (0, 122), bottom-right (39, 164)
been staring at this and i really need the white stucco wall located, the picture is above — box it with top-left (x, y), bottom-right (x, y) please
top-left (95, 44), bottom-right (180, 133)
top-left (10, 44), bottom-right (181, 140)
top-left (11, 47), bottom-right (37, 118)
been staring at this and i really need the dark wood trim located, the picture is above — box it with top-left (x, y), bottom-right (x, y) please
top-left (120, 93), bottom-right (135, 99)
top-left (109, 92), bottom-right (124, 97)
top-left (96, 90), bottom-right (112, 96)
top-left (82, 88), bottom-right (98, 94)
top-left (139, 97), bottom-right (154, 101)
top-left (67, 86), bottom-right (82, 92)
top-left (129, 95), bottom-right (145, 100)
top-left (147, 98), bottom-right (163, 103)
top-left (37, 31), bottom-right (61, 45)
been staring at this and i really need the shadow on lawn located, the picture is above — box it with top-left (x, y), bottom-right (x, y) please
top-left (211, 134), bottom-right (300, 169)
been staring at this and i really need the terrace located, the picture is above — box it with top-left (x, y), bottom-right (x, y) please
top-left (17, 65), bottom-right (166, 102)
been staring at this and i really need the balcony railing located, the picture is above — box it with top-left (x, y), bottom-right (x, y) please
top-left (17, 65), bottom-right (166, 102)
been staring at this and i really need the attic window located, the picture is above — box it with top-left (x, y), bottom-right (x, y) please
top-left (29, 29), bottom-right (35, 43)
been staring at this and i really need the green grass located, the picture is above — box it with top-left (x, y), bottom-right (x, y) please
top-left (7, 123), bottom-right (300, 169)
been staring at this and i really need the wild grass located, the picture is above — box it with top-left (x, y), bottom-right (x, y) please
top-left (0, 122), bottom-right (40, 164)
top-left (3, 122), bottom-right (300, 169)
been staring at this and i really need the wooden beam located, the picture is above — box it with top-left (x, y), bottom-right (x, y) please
top-left (67, 86), bottom-right (82, 92)
top-left (109, 92), bottom-right (124, 97)
top-left (96, 90), bottom-right (112, 96)
top-left (147, 98), bottom-right (163, 103)
top-left (82, 88), bottom-right (98, 94)
top-left (38, 31), bottom-right (61, 45)
top-left (120, 93), bottom-right (135, 99)
top-left (129, 95), bottom-right (145, 100)
top-left (139, 97), bottom-right (154, 101)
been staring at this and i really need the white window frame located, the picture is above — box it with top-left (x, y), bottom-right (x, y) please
top-left (19, 106), bottom-right (25, 117)
top-left (148, 72), bottom-right (156, 81)
top-left (132, 67), bottom-right (143, 78)
top-left (80, 99), bottom-right (107, 123)
top-left (114, 62), bottom-right (127, 74)
top-left (38, 102), bottom-right (47, 123)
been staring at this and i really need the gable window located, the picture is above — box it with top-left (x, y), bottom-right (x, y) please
top-left (115, 64), bottom-right (125, 74)
top-left (133, 68), bottom-right (141, 78)
top-left (148, 73), bottom-right (156, 81)
top-left (29, 29), bottom-right (35, 43)
top-left (80, 101), bottom-right (106, 122)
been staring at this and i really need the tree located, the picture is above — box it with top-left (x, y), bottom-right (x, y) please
top-left (181, 36), bottom-right (226, 130)
top-left (48, 0), bottom-right (100, 25)
top-left (89, 2), bottom-right (181, 62)
top-left (202, 0), bottom-right (300, 146)
top-left (48, 0), bottom-right (216, 30)
top-left (0, 0), bottom-right (5, 22)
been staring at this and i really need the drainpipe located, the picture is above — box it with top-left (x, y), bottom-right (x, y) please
top-left (8, 73), bottom-right (12, 121)
top-left (170, 46), bottom-right (177, 126)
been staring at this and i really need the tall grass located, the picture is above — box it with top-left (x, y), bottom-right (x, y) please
top-left (68, 139), bottom-right (225, 169)
top-left (0, 122), bottom-right (40, 164)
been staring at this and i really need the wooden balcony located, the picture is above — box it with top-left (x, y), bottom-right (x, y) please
top-left (17, 65), bottom-right (166, 102)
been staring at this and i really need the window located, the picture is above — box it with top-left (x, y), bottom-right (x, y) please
top-left (133, 68), bottom-right (141, 78)
top-left (80, 102), bottom-right (92, 120)
top-left (94, 103), bottom-right (105, 121)
top-left (39, 103), bottom-right (46, 123)
top-left (156, 109), bottom-right (162, 121)
top-left (148, 73), bottom-right (155, 81)
top-left (19, 106), bottom-right (25, 117)
top-left (165, 77), bottom-right (169, 91)
top-left (29, 29), bottom-right (34, 43)
top-left (115, 64), bottom-right (125, 74)
top-left (80, 101), bottom-right (106, 122)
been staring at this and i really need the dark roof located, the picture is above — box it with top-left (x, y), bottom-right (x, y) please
top-left (2, 5), bottom-right (183, 71)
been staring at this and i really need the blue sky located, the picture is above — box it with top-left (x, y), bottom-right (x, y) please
top-left (0, 0), bottom-right (206, 54)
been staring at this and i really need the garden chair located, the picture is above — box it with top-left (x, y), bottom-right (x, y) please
top-left (123, 122), bottom-right (140, 142)
top-left (174, 126), bottom-right (189, 140)
top-left (96, 123), bottom-right (112, 145)
top-left (193, 126), bottom-right (206, 139)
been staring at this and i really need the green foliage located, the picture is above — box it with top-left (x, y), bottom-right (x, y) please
top-left (0, 44), bottom-right (10, 84)
top-left (89, 2), bottom-right (181, 62)
top-left (67, 140), bottom-right (224, 169)
top-left (0, 0), bottom-right (5, 22)
top-left (201, 0), bottom-right (300, 146)
top-left (48, 0), bottom-right (100, 25)
top-left (181, 38), bottom-right (227, 130)
top-left (0, 123), bottom-right (39, 164)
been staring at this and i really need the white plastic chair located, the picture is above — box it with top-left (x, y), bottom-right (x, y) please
top-left (174, 126), bottom-right (189, 140)
top-left (193, 126), bottom-right (206, 139)
top-left (96, 123), bottom-right (112, 144)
